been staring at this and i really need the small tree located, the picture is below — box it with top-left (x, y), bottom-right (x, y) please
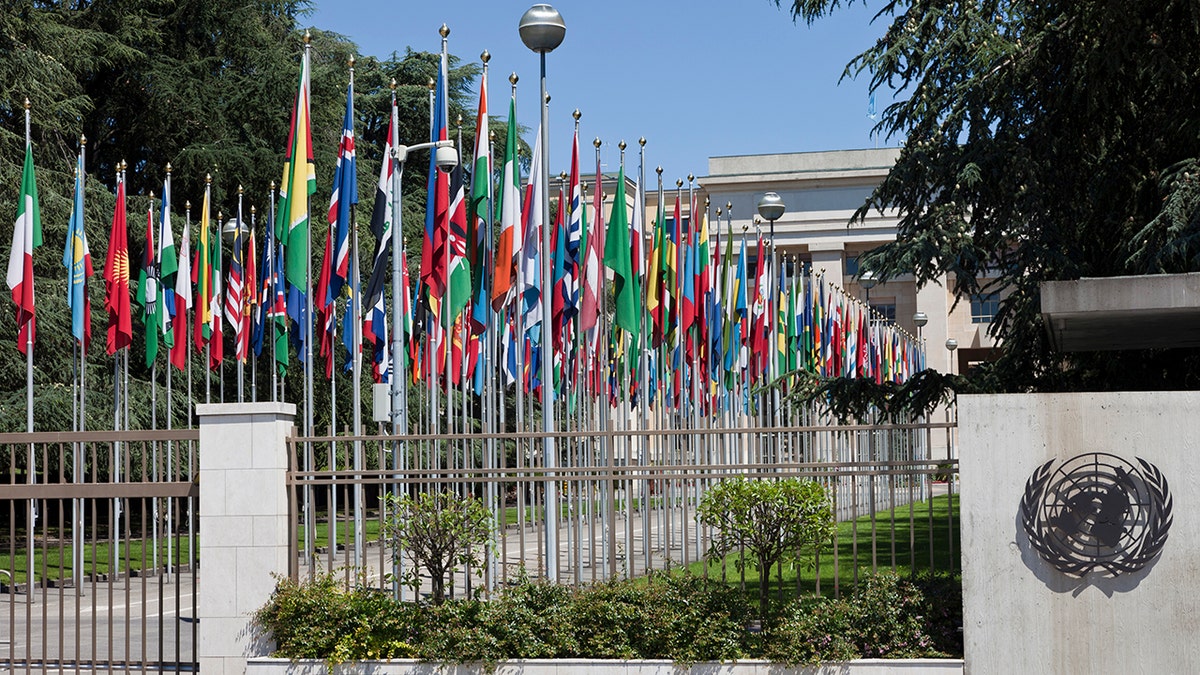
top-left (383, 490), bottom-right (493, 604)
top-left (698, 477), bottom-right (835, 620)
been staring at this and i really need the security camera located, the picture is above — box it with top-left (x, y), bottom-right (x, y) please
top-left (435, 146), bottom-right (458, 173)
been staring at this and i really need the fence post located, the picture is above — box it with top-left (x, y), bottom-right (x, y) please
top-left (196, 402), bottom-right (296, 675)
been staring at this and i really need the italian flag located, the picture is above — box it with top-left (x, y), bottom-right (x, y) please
top-left (7, 143), bottom-right (42, 355)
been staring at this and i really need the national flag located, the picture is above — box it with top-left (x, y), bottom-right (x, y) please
top-left (444, 144), bottom-right (471, 319)
top-left (278, 44), bottom-right (316, 363)
top-left (243, 221), bottom-right (257, 362)
top-left (420, 47), bottom-right (450, 308)
top-left (62, 155), bottom-right (92, 349)
top-left (491, 95), bottom-right (522, 310)
top-left (226, 203), bottom-right (247, 362)
top-left (104, 178), bottom-right (131, 354)
top-left (604, 166), bottom-right (640, 334)
top-left (193, 182), bottom-right (212, 350)
top-left (315, 217), bottom-right (335, 378)
top-left (520, 127), bottom-right (543, 335)
top-left (8, 142), bottom-right (42, 355)
top-left (169, 196), bottom-right (193, 370)
top-left (137, 205), bottom-right (161, 367)
top-left (208, 206), bottom-right (224, 370)
top-left (364, 93), bottom-right (397, 377)
top-left (328, 81), bottom-right (357, 299)
top-left (469, 67), bottom-right (492, 335)
top-left (564, 126), bottom-right (583, 322)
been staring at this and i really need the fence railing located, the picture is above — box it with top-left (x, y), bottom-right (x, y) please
top-left (0, 429), bottom-right (200, 673)
top-left (287, 417), bottom-right (959, 602)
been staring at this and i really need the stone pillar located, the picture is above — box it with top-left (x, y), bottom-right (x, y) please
top-left (197, 402), bottom-right (296, 675)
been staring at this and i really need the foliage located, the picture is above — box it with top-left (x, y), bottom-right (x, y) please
top-left (251, 573), bottom-right (417, 663)
top-left (383, 490), bottom-right (493, 604)
top-left (764, 572), bottom-right (962, 665)
top-left (697, 477), bottom-right (835, 619)
top-left (255, 570), bottom-right (961, 666)
top-left (784, 368), bottom-right (965, 423)
top-left (781, 0), bottom-right (1200, 392)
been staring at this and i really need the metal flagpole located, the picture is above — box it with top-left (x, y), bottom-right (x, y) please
top-left (206, 182), bottom-right (213, 405)
top-left (270, 182), bottom-right (279, 402)
top-left (73, 135), bottom-right (86, 591)
top-left (251, 205), bottom-right (258, 403)
top-left (348, 58), bottom-right (365, 570)
top-left (388, 82), bottom-right (407, 601)
top-left (302, 30), bottom-right (316, 574)
top-left (165, 165), bottom-right (175, 584)
top-left (22, 99), bottom-right (35, 597)
top-left (237, 186), bottom-right (245, 403)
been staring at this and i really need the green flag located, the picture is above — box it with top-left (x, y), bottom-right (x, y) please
top-left (603, 166), bottom-right (641, 334)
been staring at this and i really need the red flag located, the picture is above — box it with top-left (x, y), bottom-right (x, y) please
top-left (104, 180), bottom-right (132, 354)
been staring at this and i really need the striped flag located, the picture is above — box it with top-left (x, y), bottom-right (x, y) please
top-left (8, 142), bottom-right (42, 354)
top-left (62, 155), bottom-right (92, 349)
top-left (328, 81), bottom-right (357, 299)
top-left (193, 182), bottom-right (212, 350)
top-left (364, 93), bottom-right (397, 382)
top-left (226, 204), bottom-right (247, 362)
top-left (278, 43), bottom-right (316, 360)
top-left (491, 94), bottom-right (521, 310)
top-left (169, 198), bottom-right (192, 370)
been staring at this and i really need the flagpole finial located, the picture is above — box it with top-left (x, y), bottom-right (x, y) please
top-left (270, 179), bottom-right (275, 191)
top-left (23, 98), bottom-right (30, 110)
top-left (544, 92), bottom-right (551, 104)
top-left (440, 24), bottom-right (450, 38)
top-left (688, 173), bottom-right (694, 183)
top-left (251, 205), bottom-right (257, 215)
top-left (559, 171), bottom-right (567, 182)
top-left (166, 162), bottom-right (172, 174)
top-left (656, 166), bottom-right (662, 175)
top-left (489, 129), bottom-right (496, 142)
top-left (716, 208), bottom-right (722, 217)
top-left (79, 134), bottom-right (87, 146)
top-left (390, 78), bottom-right (397, 91)
top-left (639, 137), bottom-right (646, 147)
top-left (427, 77), bottom-right (436, 91)
top-left (348, 55), bottom-right (355, 68)
top-left (572, 108), bottom-right (581, 121)
top-left (593, 137), bottom-right (601, 149)
top-left (481, 50), bottom-right (490, 63)
top-left (754, 216), bottom-right (761, 225)
top-left (726, 201), bottom-right (733, 210)
top-left (218, 210), bottom-right (223, 223)
top-left (457, 113), bottom-right (463, 128)
top-left (303, 29), bottom-right (311, 44)
top-left (676, 178), bottom-right (683, 188)
top-left (120, 159), bottom-right (127, 172)
top-left (238, 184), bottom-right (244, 195)
top-left (150, 190), bottom-right (156, 200)
top-left (619, 140), bottom-right (626, 151)
top-left (509, 72), bottom-right (519, 85)
top-left (186, 200), bottom-right (191, 210)
top-left (206, 173), bottom-right (212, 184)
top-left (705, 196), bottom-right (710, 206)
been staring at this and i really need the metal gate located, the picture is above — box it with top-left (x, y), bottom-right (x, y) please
top-left (0, 430), bottom-right (199, 673)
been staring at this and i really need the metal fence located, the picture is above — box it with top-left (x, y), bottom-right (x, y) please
top-left (0, 430), bottom-right (199, 674)
top-left (287, 413), bottom-right (959, 602)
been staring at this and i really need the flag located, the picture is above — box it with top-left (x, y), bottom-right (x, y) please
top-left (208, 207), bottom-right (224, 370)
top-left (444, 146), bottom-right (471, 319)
top-left (520, 126), bottom-right (543, 336)
top-left (491, 95), bottom-right (521, 310)
top-left (226, 204), bottom-right (247, 362)
top-left (104, 178), bottom-right (131, 354)
top-left (469, 67), bottom-right (491, 334)
top-left (315, 217), bottom-right (335, 378)
top-left (243, 222), bottom-right (257, 362)
top-left (328, 81), bottom-right (357, 300)
top-left (8, 142), bottom-right (42, 355)
top-left (62, 155), bottom-right (92, 348)
top-left (169, 196), bottom-right (193, 370)
top-left (564, 126), bottom-right (583, 322)
top-left (365, 93), bottom-right (397, 375)
top-left (193, 183), bottom-right (212, 350)
top-left (420, 47), bottom-right (450, 308)
top-left (278, 45), bottom-right (316, 363)
top-left (137, 205), bottom-right (161, 367)
top-left (604, 166), bottom-right (640, 334)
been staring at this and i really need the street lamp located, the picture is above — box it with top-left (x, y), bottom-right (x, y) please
top-left (945, 337), bottom-right (958, 375)
top-left (389, 138), bottom-right (459, 435)
top-left (520, 2), bottom-right (565, 583)
top-left (913, 311), bottom-right (928, 366)
top-left (860, 270), bottom-right (877, 319)
top-left (756, 192), bottom-right (785, 366)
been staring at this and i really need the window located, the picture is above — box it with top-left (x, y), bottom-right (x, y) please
top-left (869, 302), bottom-right (896, 323)
top-left (971, 292), bottom-right (1000, 324)
top-left (845, 255), bottom-right (860, 276)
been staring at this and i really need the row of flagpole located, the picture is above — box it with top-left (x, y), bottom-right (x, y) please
top-left (7, 26), bottom-right (930, 590)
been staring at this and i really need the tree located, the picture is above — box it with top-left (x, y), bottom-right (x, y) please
top-left (383, 490), bottom-right (493, 605)
top-left (697, 477), bottom-right (834, 620)
top-left (783, 0), bottom-right (1200, 392)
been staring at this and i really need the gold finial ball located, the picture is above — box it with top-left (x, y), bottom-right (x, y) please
top-left (656, 166), bottom-right (663, 175)
top-left (573, 108), bottom-right (581, 121)
top-left (457, 113), bottom-right (463, 126)
top-left (593, 137), bottom-right (602, 148)
top-left (303, 29), bottom-right (311, 44)
top-left (206, 173), bottom-right (211, 184)
top-left (271, 180), bottom-right (276, 190)
top-left (121, 160), bottom-right (127, 171)
top-left (509, 72), bottom-right (519, 85)
top-left (481, 50), bottom-right (490, 63)
top-left (218, 211), bottom-right (223, 221)
top-left (186, 200), bottom-right (191, 210)
top-left (544, 92), bottom-right (551, 104)
top-left (559, 171), bottom-right (568, 181)
top-left (639, 137), bottom-right (646, 146)
top-left (582, 181), bottom-right (588, 191)
top-left (251, 205), bottom-right (257, 214)
top-left (349, 55), bottom-right (355, 68)
top-left (489, 129), bottom-right (496, 141)
top-left (427, 77), bottom-right (436, 91)
top-left (754, 216), bottom-right (762, 224)
top-left (24, 98), bottom-right (30, 110)
top-left (676, 178), bottom-right (683, 188)
top-left (716, 208), bottom-right (722, 216)
top-left (238, 184), bottom-right (244, 195)
top-left (688, 173), bottom-right (695, 182)
top-left (165, 162), bottom-right (172, 173)
top-left (390, 78), bottom-right (397, 91)
top-left (150, 191), bottom-right (156, 200)
top-left (80, 134), bottom-right (87, 146)
top-left (619, 140), bottom-right (627, 151)
top-left (602, 191), bottom-right (608, 200)
top-left (439, 23), bottom-right (450, 38)
top-left (726, 201), bottom-right (732, 209)
top-left (705, 196), bottom-right (710, 205)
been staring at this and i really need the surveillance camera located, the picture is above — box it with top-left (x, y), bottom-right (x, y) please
top-left (435, 146), bottom-right (458, 173)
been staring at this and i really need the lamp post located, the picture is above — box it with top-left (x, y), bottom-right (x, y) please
top-left (860, 270), bottom-right (877, 317)
top-left (520, 2), bottom-right (565, 583)
top-left (913, 311), bottom-right (928, 367)
top-left (945, 337), bottom-right (958, 375)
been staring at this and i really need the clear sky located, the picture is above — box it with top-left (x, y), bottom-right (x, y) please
top-left (307, 0), bottom-right (890, 182)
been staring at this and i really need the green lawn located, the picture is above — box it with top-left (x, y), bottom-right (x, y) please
top-left (0, 533), bottom-right (197, 586)
top-left (683, 492), bottom-right (960, 602)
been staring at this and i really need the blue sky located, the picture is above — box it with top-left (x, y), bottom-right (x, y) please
top-left (307, 0), bottom-right (891, 181)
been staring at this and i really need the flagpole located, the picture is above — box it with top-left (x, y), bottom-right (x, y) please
top-left (387, 76), bottom-right (407, 601)
top-left (635, 135), bottom-right (647, 580)
top-left (345, 57), bottom-right (364, 569)
top-left (165, 165), bottom-right (176, 583)
top-left (270, 182), bottom-right (279, 402)
top-left (237, 187), bottom-right (245, 403)
top-left (302, 32), bottom-right (316, 575)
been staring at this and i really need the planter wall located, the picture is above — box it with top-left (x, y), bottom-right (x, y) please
top-left (247, 658), bottom-right (964, 675)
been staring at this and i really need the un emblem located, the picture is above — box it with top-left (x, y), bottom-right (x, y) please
top-left (1020, 453), bottom-right (1172, 577)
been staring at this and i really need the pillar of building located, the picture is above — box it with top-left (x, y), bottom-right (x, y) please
top-left (808, 242), bottom-right (845, 282)
top-left (196, 402), bottom-right (296, 675)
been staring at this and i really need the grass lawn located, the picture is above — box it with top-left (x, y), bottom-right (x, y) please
top-left (683, 492), bottom-right (960, 604)
top-left (0, 533), bottom-right (197, 586)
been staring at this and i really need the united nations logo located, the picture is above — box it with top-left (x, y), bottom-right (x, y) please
top-left (1020, 453), bottom-right (1172, 577)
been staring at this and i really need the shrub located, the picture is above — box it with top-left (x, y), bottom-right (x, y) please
top-left (383, 490), bottom-right (494, 605)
